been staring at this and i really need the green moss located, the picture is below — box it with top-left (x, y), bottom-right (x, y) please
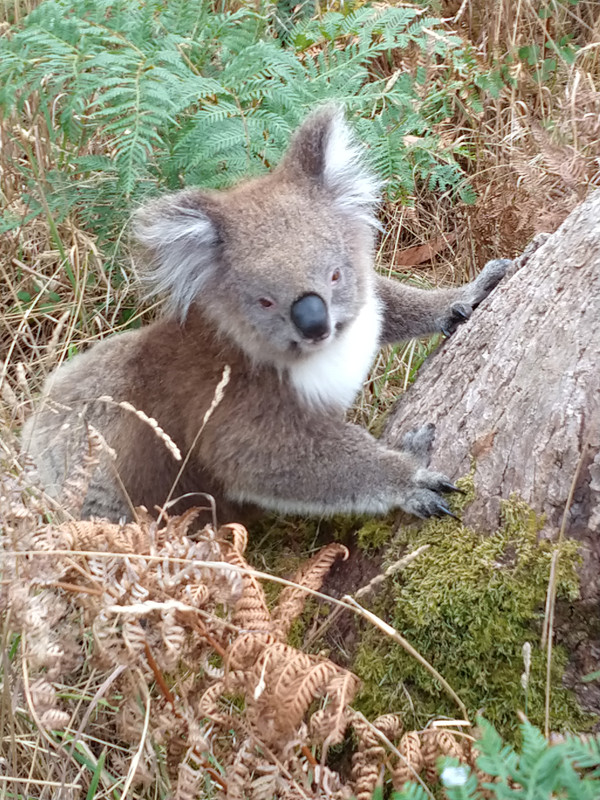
top-left (356, 518), bottom-right (394, 552)
top-left (353, 489), bottom-right (589, 737)
top-left (243, 477), bottom-right (591, 738)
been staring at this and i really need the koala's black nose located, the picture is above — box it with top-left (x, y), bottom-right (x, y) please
top-left (291, 293), bottom-right (330, 341)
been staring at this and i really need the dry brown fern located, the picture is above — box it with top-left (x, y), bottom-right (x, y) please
top-left (271, 543), bottom-right (349, 639)
top-left (221, 634), bottom-right (359, 750)
top-left (4, 489), bottom-right (458, 799)
top-left (351, 713), bottom-right (404, 800)
top-left (280, 659), bottom-right (345, 732)
top-left (174, 749), bottom-right (207, 800)
top-left (392, 727), bottom-right (468, 790)
top-left (221, 523), bottom-right (272, 632)
top-left (226, 738), bottom-right (259, 799)
top-left (59, 424), bottom-right (104, 515)
top-left (309, 671), bottom-right (360, 747)
top-left (392, 731), bottom-right (425, 790)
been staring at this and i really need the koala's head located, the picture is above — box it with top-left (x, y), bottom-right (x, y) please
top-left (133, 107), bottom-right (381, 365)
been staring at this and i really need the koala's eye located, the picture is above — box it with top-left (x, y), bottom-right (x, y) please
top-left (258, 297), bottom-right (275, 309)
top-left (331, 268), bottom-right (342, 284)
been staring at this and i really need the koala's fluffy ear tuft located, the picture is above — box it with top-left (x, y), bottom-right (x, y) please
top-left (132, 190), bottom-right (220, 320)
top-left (281, 106), bottom-right (381, 226)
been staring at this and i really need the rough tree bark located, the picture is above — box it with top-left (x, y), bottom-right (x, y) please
top-left (385, 190), bottom-right (600, 602)
top-left (384, 190), bottom-right (600, 715)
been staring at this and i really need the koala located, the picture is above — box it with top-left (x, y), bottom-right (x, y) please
top-left (22, 107), bottom-right (508, 523)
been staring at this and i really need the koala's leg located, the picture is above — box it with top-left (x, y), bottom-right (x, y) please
top-left (22, 404), bottom-right (131, 522)
top-left (376, 259), bottom-right (511, 344)
top-left (213, 416), bottom-right (460, 520)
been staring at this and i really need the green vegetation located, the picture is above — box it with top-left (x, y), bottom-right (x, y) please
top-left (248, 484), bottom-right (590, 740)
top-left (392, 716), bottom-right (600, 800)
top-left (0, 0), bottom-right (488, 252)
top-left (353, 483), bottom-right (588, 734)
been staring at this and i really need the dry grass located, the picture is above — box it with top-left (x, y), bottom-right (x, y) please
top-left (1, 0), bottom-right (599, 796)
top-left (376, 0), bottom-right (600, 277)
top-left (0, 62), bottom-right (155, 422)
top-left (1, 466), bottom-right (479, 798)
top-left (1, 2), bottom-right (599, 427)
top-left (352, 0), bottom-right (600, 427)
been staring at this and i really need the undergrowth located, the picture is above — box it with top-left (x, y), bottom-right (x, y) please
top-left (391, 715), bottom-right (600, 800)
top-left (2, 0), bottom-right (600, 797)
top-left (0, 472), bottom-right (524, 800)
top-left (0, 0), bottom-right (483, 243)
top-left (353, 485), bottom-right (589, 737)
top-left (2, 469), bottom-right (597, 799)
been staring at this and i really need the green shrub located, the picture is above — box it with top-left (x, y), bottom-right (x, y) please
top-left (1, 0), bottom-right (489, 255)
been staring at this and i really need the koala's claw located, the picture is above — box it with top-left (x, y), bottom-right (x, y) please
top-left (432, 500), bottom-right (460, 520)
top-left (451, 304), bottom-right (470, 321)
top-left (402, 469), bottom-right (463, 520)
top-left (440, 302), bottom-right (473, 338)
top-left (437, 479), bottom-right (466, 495)
top-left (402, 489), bottom-right (460, 520)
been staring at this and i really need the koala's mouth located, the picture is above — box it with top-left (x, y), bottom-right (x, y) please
top-left (289, 331), bottom-right (335, 356)
top-left (289, 317), bottom-right (354, 356)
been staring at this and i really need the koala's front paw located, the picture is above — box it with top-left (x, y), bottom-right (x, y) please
top-left (398, 422), bottom-right (436, 466)
top-left (399, 468), bottom-right (463, 520)
top-left (439, 301), bottom-right (473, 337)
top-left (464, 258), bottom-right (512, 307)
top-left (439, 258), bottom-right (511, 337)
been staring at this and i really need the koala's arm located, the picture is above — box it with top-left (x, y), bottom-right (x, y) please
top-left (376, 259), bottom-right (510, 344)
top-left (205, 410), bottom-right (455, 519)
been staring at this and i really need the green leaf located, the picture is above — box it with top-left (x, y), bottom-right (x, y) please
top-left (0, 0), bottom-right (480, 251)
top-left (86, 748), bottom-right (107, 800)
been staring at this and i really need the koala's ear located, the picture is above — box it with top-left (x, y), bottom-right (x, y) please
top-left (281, 106), bottom-right (381, 225)
top-left (132, 190), bottom-right (220, 320)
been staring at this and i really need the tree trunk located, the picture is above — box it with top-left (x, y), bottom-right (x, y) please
top-left (384, 190), bottom-right (600, 605)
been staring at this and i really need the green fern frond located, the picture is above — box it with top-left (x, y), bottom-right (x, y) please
top-left (1, 0), bottom-right (495, 249)
top-left (563, 732), bottom-right (600, 770)
top-left (391, 783), bottom-right (431, 799)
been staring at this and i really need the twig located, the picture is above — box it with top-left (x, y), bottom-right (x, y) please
top-left (143, 641), bottom-right (176, 705)
top-left (301, 744), bottom-right (318, 766)
top-left (157, 365), bottom-right (230, 527)
top-left (118, 672), bottom-right (151, 800)
top-left (50, 580), bottom-right (103, 596)
top-left (143, 643), bottom-right (228, 790)
top-left (543, 550), bottom-right (559, 741)
top-left (305, 545), bottom-right (429, 648)
top-left (0, 776), bottom-right (81, 789)
top-left (543, 440), bottom-right (588, 738)
top-left (62, 664), bottom-right (127, 781)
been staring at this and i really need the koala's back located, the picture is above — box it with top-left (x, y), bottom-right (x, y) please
top-left (22, 313), bottom-right (258, 520)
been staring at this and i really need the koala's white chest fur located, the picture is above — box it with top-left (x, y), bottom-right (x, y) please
top-left (288, 290), bottom-right (382, 410)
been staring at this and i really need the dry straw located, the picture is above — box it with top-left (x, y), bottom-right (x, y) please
top-left (2, 477), bottom-right (478, 798)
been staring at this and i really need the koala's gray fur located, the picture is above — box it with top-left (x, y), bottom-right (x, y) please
top-left (22, 107), bottom-right (509, 523)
